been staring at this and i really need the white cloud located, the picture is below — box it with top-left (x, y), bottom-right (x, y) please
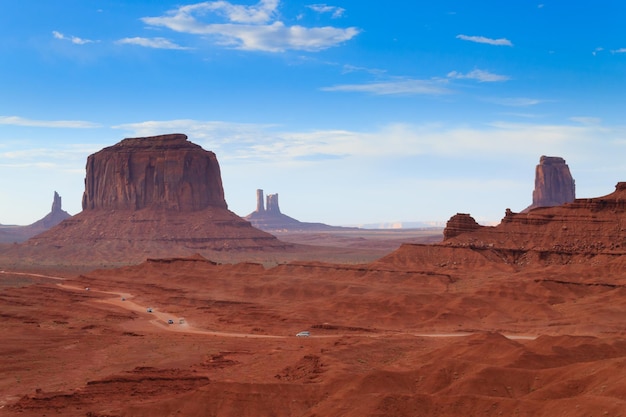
top-left (52, 30), bottom-right (97, 45)
top-left (341, 64), bottom-right (386, 75)
top-left (116, 37), bottom-right (192, 50)
top-left (456, 34), bottom-right (513, 46)
top-left (447, 69), bottom-right (510, 82)
top-left (189, 0), bottom-right (279, 24)
top-left (321, 78), bottom-right (451, 95)
top-left (307, 4), bottom-right (346, 18)
top-left (141, 0), bottom-right (359, 52)
top-left (110, 118), bottom-right (617, 164)
top-left (611, 48), bottom-right (626, 54)
top-left (0, 116), bottom-right (101, 129)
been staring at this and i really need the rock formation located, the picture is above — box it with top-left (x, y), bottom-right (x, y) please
top-left (425, 182), bottom-right (626, 268)
top-left (9, 134), bottom-right (289, 265)
top-left (245, 189), bottom-right (357, 232)
top-left (0, 191), bottom-right (71, 243)
top-left (523, 155), bottom-right (575, 212)
top-left (443, 213), bottom-right (481, 240)
top-left (31, 191), bottom-right (71, 229)
top-left (82, 133), bottom-right (227, 212)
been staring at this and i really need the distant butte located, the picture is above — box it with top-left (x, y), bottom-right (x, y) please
top-left (245, 189), bottom-right (358, 232)
top-left (523, 155), bottom-right (575, 212)
top-left (7, 134), bottom-right (290, 265)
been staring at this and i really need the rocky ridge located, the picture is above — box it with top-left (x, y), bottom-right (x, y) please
top-left (389, 181), bottom-right (626, 270)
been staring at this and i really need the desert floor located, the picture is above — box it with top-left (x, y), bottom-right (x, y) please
top-left (1, 228), bottom-right (625, 416)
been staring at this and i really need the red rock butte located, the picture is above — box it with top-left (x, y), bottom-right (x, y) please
top-left (82, 133), bottom-right (227, 212)
top-left (8, 134), bottom-right (289, 266)
top-left (523, 155), bottom-right (575, 212)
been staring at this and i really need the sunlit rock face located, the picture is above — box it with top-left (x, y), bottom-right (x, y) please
top-left (82, 133), bottom-right (227, 212)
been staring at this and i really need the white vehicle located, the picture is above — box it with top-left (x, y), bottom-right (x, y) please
top-left (296, 331), bottom-right (310, 337)
top-left (147, 308), bottom-right (153, 313)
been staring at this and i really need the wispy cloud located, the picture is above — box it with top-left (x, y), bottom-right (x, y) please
top-left (447, 69), bottom-right (510, 82)
top-left (116, 37), bottom-right (192, 50)
top-left (141, 0), bottom-right (360, 52)
top-left (52, 30), bottom-right (97, 45)
top-left (570, 116), bottom-right (602, 125)
top-left (456, 34), bottom-right (513, 47)
top-left (321, 78), bottom-right (451, 95)
top-left (485, 97), bottom-right (545, 107)
top-left (110, 118), bottom-right (620, 165)
top-left (307, 4), bottom-right (346, 18)
top-left (611, 48), bottom-right (626, 54)
top-left (0, 116), bottom-right (101, 129)
top-left (341, 64), bottom-right (387, 75)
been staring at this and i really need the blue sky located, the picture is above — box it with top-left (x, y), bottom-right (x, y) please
top-left (2, 1), bottom-right (626, 227)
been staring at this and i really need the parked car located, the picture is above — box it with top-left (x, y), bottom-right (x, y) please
top-left (147, 308), bottom-right (153, 313)
top-left (167, 319), bottom-right (174, 324)
top-left (296, 331), bottom-right (310, 337)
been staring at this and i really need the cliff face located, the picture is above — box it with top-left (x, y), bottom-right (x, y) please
top-left (524, 155), bottom-right (575, 212)
top-left (82, 134), bottom-right (227, 212)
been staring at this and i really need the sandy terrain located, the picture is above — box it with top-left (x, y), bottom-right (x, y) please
top-left (1, 230), bottom-right (625, 416)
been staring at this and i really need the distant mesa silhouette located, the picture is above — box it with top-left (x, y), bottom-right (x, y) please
top-left (0, 191), bottom-right (71, 243)
top-left (245, 189), bottom-right (358, 232)
top-left (523, 155), bottom-right (575, 212)
top-left (8, 134), bottom-right (289, 265)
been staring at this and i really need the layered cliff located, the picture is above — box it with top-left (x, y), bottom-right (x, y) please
top-left (433, 182), bottom-right (626, 267)
top-left (442, 213), bottom-right (481, 240)
top-left (375, 182), bottom-right (626, 272)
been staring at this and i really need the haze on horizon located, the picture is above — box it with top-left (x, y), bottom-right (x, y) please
top-left (2, 1), bottom-right (626, 227)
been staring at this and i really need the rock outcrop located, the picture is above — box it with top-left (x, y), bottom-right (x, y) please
top-left (0, 191), bottom-right (71, 243)
top-left (373, 181), bottom-right (626, 274)
top-left (31, 191), bottom-right (71, 229)
top-left (8, 135), bottom-right (289, 265)
top-left (245, 189), bottom-right (357, 232)
top-left (427, 182), bottom-right (626, 268)
top-left (443, 213), bottom-right (482, 240)
top-left (523, 155), bottom-right (575, 212)
top-left (82, 133), bottom-right (227, 212)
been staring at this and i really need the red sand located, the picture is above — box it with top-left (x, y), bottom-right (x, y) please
top-left (1, 232), bottom-right (625, 417)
